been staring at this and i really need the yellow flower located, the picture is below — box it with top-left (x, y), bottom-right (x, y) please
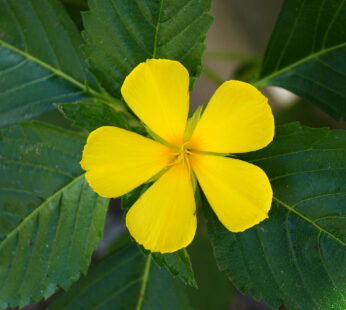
top-left (81, 59), bottom-right (274, 253)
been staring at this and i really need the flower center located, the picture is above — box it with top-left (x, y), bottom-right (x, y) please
top-left (169, 141), bottom-right (192, 169)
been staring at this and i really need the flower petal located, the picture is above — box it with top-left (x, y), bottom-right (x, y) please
top-left (81, 126), bottom-right (173, 198)
top-left (189, 80), bottom-right (274, 153)
top-left (121, 59), bottom-right (189, 146)
top-left (126, 163), bottom-right (196, 253)
top-left (190, 153), bottom-right (272, 232)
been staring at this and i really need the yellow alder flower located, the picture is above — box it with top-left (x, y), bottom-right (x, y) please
top-left (81, 59), bottom-right (274, 253)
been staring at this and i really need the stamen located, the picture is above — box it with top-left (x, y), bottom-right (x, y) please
top-left (167, 142), bottom-right (192, 173)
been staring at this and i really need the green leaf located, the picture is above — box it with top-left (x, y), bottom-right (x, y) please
top-left (184, 104), bottom-right (204, 141)
top-left (0, 0), bottom-right (100, 127)
top-left (203, 123), bottom-right (346, 310)
top-left (62, 0), bottom-right (89, 30)
top-left (152, 249), bottom-right (197, 288)
top-left (255, 0), bottom-right (346, 120)
top-left (48, 243), bottom-right (193, 310)
top-left (122, 184), bottom-right (197, 287)
top-left (233, 60), bottom-right (261, 83)
top-left (0, 122), bottom-right (109, 309)
top-left (186, 218), bottom-right (233, 310)
top-left (58, 99), bottom-right (129, 132)
top-left (82, 0), bottom-right (213, 98)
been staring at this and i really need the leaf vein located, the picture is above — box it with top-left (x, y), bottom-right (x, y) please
top-left (233, 234), bottom-right (255, 291)
top-left (0, 187), bottom-right (46, 200)
top-left (158, 13), bottom-right (207, 48)
top-left (274, 0), bottom-right (307, 71)
top-left (92, 278), bottom-right (143, 309)
top-left (275, 197), bottom-right (346, 247)
top-left (0, 175), bottom-right (84, 253)
top-left (136, 255), bottom-right (152, 310)
top-left (94, 1), bottom-right (135, 70)
top-left (152, 0), bottom-right (164, 58)
top-left (1, 137), bottom-right (82, 160)
top-left (17, 215), bottom-right (40, 302)
top-left (0, 90), bottom-right (84, 115)
top-left (317, 232), bottom-right (345, 300)
top-left (0, 159), bottom-right (76, 179)
top-left (284, 211), bottom-right (319, 307)
top-left (0, 40), bottom-right (103, 101)
top-left (255, 227), bottom-right (287, 299)
top-left (292, 70), bottom-right (346, 100)
top-left (0, 59), bottom-right (28, 76)
top-left (109, 0), bottom-right (152, 55)
top-left (293, 191), bottom-right (346, 207)
top-left (27, 0), bottom-right (61, 69)
top-left (0, 73), bottom-right (54, 97)
top-left (314, 215), bottom-right (346, 222)
top-left (270, 167), bottom-right (345, 182)
top-left (134, 0), bottom-right (155, 26)
top-left (63, 252), bottom-right (141, 305)
top-left (249, 147), bottom-right (343, 163)
top-left (254, 41), bottom-right (346, 88)
top-left (321, 0), bottom-right (345, 48)
top-left (65, 179), bottom-right (85, 281)
top-left (316, 57), bottom-right (346, 78)
top-left (312, 0), bottom-right (327, 52)
top-left (0, 211), bottom-right (22, 221)
top-left (5, 1), bottom-right (27, 51)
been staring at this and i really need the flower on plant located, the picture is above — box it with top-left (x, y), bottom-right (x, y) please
top-left (81, 59), bottom-right (274, 253)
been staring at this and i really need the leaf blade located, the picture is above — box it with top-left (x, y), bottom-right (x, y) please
top-left (82, 0), bottom-right (213, 98)
top-left (204, 123), bottom-right (346, 310)
top-left (0, 0), bottom-right (100, 126)
top-left (0, 122), bottom-right (109, 309)
top-left (58, 99), bottom-right (129, 132)
top-left (48, 243), bottom-right (193, 310)
top-left (256, 0), bottom-right (346, 120)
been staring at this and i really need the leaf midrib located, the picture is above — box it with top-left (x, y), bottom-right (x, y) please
top-left (254, 41), bottom-right (346, 88)
top-left (0, 173), bottom-right (85, 252)
top-left (0, 40), bottom-right (100, 98)
top-left (273, 196), bottom-right (346, 247)
top-left (152, 0), bottom-right (164, 58)
top-left (135, 255), bottom-right (152, 310)
top-left (71, 252), bottom-right (141, 309)
top-left (248, 127), bottom-right (346, 247)
top-left (0, 39), bottom-right (134, 118)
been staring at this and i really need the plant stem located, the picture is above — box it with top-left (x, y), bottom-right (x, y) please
top-left (202, 65), bottom-right (224, 85)
top-left (204, 51), bottom-right (259, 62)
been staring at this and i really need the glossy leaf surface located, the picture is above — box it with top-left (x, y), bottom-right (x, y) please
top-left (0, 0), bottom-right (94, 126)
top-left (0, 122), bottom-right (109, 309)
top-left (82, 0), bottom-right (213, 98)
top-left (204, 123), bottom-right (346, 310)
top-left (59, 99), bottom-right (129, 132)
top-left (48, 243), bottom-right (193, 310)
top-left (256, 0), bottom-right (346, 120)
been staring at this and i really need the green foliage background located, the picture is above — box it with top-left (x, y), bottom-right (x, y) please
top-left (0, 0), bottom-right (345, 309)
